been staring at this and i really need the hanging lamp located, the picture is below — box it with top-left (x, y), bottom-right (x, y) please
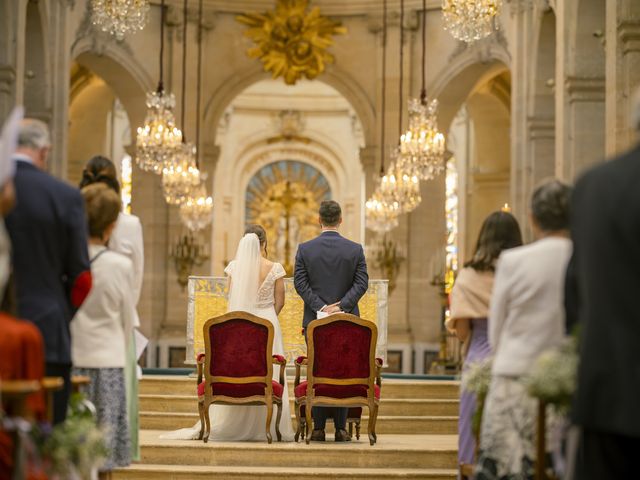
top-left (91, 0), bottom-right (150, 40)
top-left (398, 0), bottom-right (445, 181)
top-left (365, 0), bottom-right (400, 233)
top-left (380, 0), bottom-right (421, 214)
top-left (162, 0), bottom-right (201, 205)
top-left (136, 0), bottom-right (182, 174)
top-left (179, 0), bottom-right (214, 231)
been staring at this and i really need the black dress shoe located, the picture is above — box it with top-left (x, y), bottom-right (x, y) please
top-left (334, 429), bottom-right (352, 442)
top-left (310, 429), bottom-right (326, 441)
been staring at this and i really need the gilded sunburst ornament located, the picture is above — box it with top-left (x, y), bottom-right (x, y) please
top-left (237, 0), bottom-right (346, 85)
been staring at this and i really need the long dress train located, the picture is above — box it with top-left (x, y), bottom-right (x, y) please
top-left (162, 261), bottom-right (295, 442)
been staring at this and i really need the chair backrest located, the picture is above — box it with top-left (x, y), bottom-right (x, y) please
top-left (203, 311), bottom-right (274, 384)
top-left (307, 314), bottom-right (377, 388)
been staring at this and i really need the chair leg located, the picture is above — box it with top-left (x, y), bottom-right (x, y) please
top-left (265, 401), bottom-right (273, 444)
top-left (294, 402), bottom-right (302, 443)
top-left (305, 400), bottom-right (313, 445)
top-left (197, 401), bottom-right (205, 440)
top-left (275, 400), bottom-right (283, 442)
top-left (203, 401), bottom-right (211, 443)
top-left (367, 402), bottom-right (378, 446)
top-left (355, 419), bottom-right (361, 440)
top-left (348, 421), bottom-right (353, 437)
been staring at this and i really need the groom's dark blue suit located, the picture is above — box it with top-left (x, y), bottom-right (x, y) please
top-left (294, 230), bottom-right (369, 432)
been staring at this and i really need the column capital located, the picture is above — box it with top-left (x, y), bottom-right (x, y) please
top-left (619, 21), bottom-right (640, 54)
top-left (565, 76), bottom-right (606, 103)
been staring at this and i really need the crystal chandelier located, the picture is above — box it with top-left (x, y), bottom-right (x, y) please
top-left (136, 89), bottom-right (182, 174)
top-left (380, 151), bottom-right (422, 214)
top-left (365, 188), bottom-right (400, 233)
top-left (91, 0), bottom-right (150, 41)
top-left (442, 0), bottom-right (502, 43)
top-left (162, 142), bottom-right (200, 205)
top-left (135, 0), bottom-right (182, 174)
top-left (398, 98), bottom-right (446, 180)
top-left (179, 182), bottom-right (214, 232)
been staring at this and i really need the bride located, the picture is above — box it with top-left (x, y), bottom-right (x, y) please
top-left (163, 225), bottom-right (295, 442)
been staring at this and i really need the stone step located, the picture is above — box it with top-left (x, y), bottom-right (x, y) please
top-left (112, 464), bottom-right (457, 479)
top-left (139, 394), bottom-right (460, 417)
top-left (139, 411), bottom-right (458, 434)
top-left (134, 431), bottom-right (458, 470)
top-left (139, 376), bottom-right (460, 400)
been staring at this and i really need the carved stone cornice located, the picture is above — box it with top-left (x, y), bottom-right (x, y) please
top-left (619, 21), bottom-right (640, 54)
top-left (565, 76), bottom-right (605, 103)
top-left (507, 0), bottom-right (534, 17)
top-left (448, 28), bottom-right (510, 64)
top-left (527, 116), bottom-right (554, 140)
top-left (72, 1), bottom-right (134, 57)
top-left (166, 5), bottom-right (217, 38)
top-left (359, 145), bottom-right (378, 170)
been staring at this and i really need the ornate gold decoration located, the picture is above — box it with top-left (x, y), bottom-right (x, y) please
top-left (187, 277), bottom-right (388, 364)
top-left (245, 161), bottom-right (330, 274)
top-left (169, 233), bottom-right (210, 288)
top-left (237, 0), bottom-right (346, 85)
top-left (372, 236), bottom-right (405, 295)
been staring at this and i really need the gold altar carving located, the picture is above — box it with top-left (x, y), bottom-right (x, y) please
top-left (246, 161), bottom-right (330, 275)
top-left (236, 0), bottom-right (346, 85)
top-left (187, 277), bottom-right (388, 365)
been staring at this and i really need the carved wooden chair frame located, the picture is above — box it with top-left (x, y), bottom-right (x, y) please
top-left (293, 313), bottom-right (381, 445)
top-left (197, 311), bottom-right (285, 444)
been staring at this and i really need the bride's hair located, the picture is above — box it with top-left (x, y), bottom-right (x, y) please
top-left (244, 224), bottom-right (267, 256)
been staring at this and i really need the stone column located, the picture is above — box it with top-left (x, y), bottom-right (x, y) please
top-left (606, 1), bottom-right (640, 156)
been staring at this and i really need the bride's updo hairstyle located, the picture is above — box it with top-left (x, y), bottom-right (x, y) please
top-left (244, 224), bottom-right (268, 256)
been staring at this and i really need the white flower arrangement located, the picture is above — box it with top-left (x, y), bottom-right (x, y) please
top-left (461, 356), bottom-right (493, 396)
top-left (525, 337), bottom-right (578, 412)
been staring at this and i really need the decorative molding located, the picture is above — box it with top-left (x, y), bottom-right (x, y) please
top-left (507, 0), bottom-right (534, 17)
top-left (527, 116), bottom-right (555, 140)
top-left (565, 76), bottom-right (605, 103)
top-left (72, 1), bottom-right (134, 57)
top-left (359, 145), bottom-right (378, 170)
top-left (246, 146), bottom-right (337, 181)
top-left (619, 21), bottom-right (640, 54)
top-left (166, 5), bottom-right (216, 40)
top-left (448, 28), bottom-right (510, 65)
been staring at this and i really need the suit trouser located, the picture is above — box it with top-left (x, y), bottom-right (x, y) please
top-left (303, 327), bottom-right (348, 431)
top-left (572, 427), bottom-right (640, 480)
top-left (45, 363), bottom-right (71, 425)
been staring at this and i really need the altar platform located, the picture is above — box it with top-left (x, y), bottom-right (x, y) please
top-left (113, 375), bottom-right (461, 480)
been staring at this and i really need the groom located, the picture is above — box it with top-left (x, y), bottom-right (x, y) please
top-left (294, 200), bottom-right (369, 442)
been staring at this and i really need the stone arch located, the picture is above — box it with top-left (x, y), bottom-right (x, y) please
top-left (203, 65), bottom-right (375, 152)
top-left (430, 43), bottom-right (510, 129)
top-left (71, 42), bottom-right (153, 132)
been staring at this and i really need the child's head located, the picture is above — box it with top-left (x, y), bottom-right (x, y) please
top-left (81, 183), bottom-right (121, 243)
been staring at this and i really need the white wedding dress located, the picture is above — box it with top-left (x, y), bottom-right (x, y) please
top-left (162, 234), bottom-right (295, 442)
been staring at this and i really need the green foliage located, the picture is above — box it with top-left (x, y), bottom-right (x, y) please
top-left (33, 392), bottom-right (108, 477)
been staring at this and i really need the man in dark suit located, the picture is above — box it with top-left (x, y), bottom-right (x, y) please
top-left (5, 119), bottom-right (91, 424)
top-left (565, 102), bottom-right (640, 477)
top-left (294, 200), bottom-right (369, 442)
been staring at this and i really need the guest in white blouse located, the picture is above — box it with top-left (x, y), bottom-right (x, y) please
top-left (72, 183), bottom-right (133, 473)
top-left (79, 155), bottom-right (143, 459)
top-left (475, 179), bottom-right (573, 480)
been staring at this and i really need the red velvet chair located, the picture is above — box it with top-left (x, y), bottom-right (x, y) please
top-left (196, 311), bottom-right (286, 444)
top-left (293, 314), bottom-right (382, 445)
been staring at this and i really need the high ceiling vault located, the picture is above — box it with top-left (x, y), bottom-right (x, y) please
top-left (151, 0), bottom-right (444, 16)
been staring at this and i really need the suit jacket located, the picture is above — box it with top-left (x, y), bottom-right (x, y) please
top-left (5, 160), bottom-right (91, 365)
top-left (566, 144), bottom-right (640, 437)
top-left (294, 231), bottom-right (369, 328)
top-left (489, 237), bottom-right (572, 377)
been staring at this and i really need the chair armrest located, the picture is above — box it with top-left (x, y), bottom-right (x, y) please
top-left (294, 356), bottom-right (307, 388)
top-left (273, 355), bottom-right (286, 386)
top-left (196, 353), bottom-right (205, 386)
top-left (375, 357), bottom-right (383, 387)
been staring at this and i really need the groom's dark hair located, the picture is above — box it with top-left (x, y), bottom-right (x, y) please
top-left (319, 200), bottom-right (341, 227)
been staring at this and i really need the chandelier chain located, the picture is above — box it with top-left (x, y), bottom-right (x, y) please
top-left (180, 0), bottom-right (188, 139)
top-left (196, 0), bottom-right (204, 168)
top-left (398, 0), bottom-right (404, 139)
top-left (158, 0), bottom-right (165, 92)
top-left (421, 0), bottom-right (426, 103)
top-left (380, 0), bottom-right (387, 177)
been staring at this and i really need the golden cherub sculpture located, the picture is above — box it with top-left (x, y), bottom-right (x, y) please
top-left (237, 0), bottom-right (346, 85)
